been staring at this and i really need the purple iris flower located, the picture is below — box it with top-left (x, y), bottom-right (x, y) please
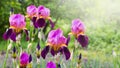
top-left (27, 5), bottom-right (37, 19)
top-left (20, 52), bottom-right (29, 67)
top-left (3, 14), bottom-right (29, 41)
top-left (41, 29), bottom-right (70, 60)
top-left (71, 19), bottom-right (89, 47)
top-left (26, 5), bottom-right (54, 29)
top-left (46, 61), bottom-right (56, 68)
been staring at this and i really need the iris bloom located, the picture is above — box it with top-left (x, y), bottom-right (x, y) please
top-left (46, 61), bottom-right (56, 68)
top-left (41, 29), bottom-right (70, 60)
top-left (3, 14), bottom-right (29, 42)
top-left (70, 19), bottom-right (89, 47)
top-left (20, 52), bottom-right (29, 68)
top-left (26, 5), bottom-right (54, 29)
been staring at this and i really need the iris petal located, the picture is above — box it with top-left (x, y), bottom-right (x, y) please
top-left (36, 18), bottom-right (46, 28)
top-left (49, 19), bottom-right (54, 29)
top-left (3, 29), bottom-right (13, 40)
top-left (10, 32), bottom-right (16, 42)
top-left (77, 35), bottom-right (89, 47)
top-left (50, 48), bottom-right (55, 56)
top-left (32, 17), bottom-right (38, 28)
top-left (23, 29), bottom-right (30, 41)
top-left (62, 46), bottom-right (70, 60)
top-left (66, 35), bottom-right (70, 46)
top-left (41, 46), bottom-right (50, 59)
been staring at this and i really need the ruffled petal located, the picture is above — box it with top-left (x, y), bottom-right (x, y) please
top-left (62, 46), bottom-right (70, 60)
top-left (3, 29), bottom-right (13, 40)
top-left (36, 18), bottom-right (46, 28)
top-left (41, 46), bottom-right (50, 59)
top-left (23, 29), bottom-right (30, 41)
top-left (77, 35), bottom-right (89, 47)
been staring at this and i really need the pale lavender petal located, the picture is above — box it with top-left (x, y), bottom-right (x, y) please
top-left (27, 5), bottom-right (37, 16)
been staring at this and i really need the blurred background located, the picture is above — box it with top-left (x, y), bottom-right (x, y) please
top-left (0, 0), bottom-right (120, 53)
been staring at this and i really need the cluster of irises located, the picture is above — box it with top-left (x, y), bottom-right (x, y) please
top-left (3, 4), bottom-right (88, 68)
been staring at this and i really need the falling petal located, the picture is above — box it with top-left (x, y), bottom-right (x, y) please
top-left (50, 48), bottom-right (56, 56)
top-left (49, 19), bottom-right (54, 29)
top-left (10, 32), bottom-right (16, 42)
top-left (66, 35), bottom-right (70, 46)
top-left (41, 46), bottom-right (50, 59)
top-left (77, 35), bottom-right (89, 47)
top-left (36, 18), bottom-right (46, 28)
top-left (3, 29), bottom-right (13, 40)
top-left (62, 46), bottom-right (70, 60)
top-left (23, 29), bottom-right (30, 41)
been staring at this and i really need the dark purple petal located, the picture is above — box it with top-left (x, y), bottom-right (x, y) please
top-left (41, 46), bottom-right (50, 59)
top-left (66, 35), bottom-right (70, 46)
top-left (36, 42), bottom-right (40, 50)
top-left (23, 29), bottom-right (30, 41)
top-left (36, 18), bottom-right (46, 28)
top-left (32, 17), bottom-right (37, 23)
top-left (77, 35), bottom-right (89, 48)
top-left (50, 48), bottom-right (55, 56)
top-left (49, 19), bottom-right (55, 29)
top-left (29, 54), bottom-right (32, 63)
top-left (10, 32), bottom-right (16, 42)
top-left (62, 46), bottom-right (70, 60)
top-left (3, 29), bottom-right (13, 40)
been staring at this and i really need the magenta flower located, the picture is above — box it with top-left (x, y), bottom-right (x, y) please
top-left (26, 5), bottom-right (54, 29)
top-left (3, 14), bottom-right (29, 41)
top-left (70, 19), bottom-right (89, 47)
top-left (46, 61), bottom-right (56, 68)
top-left (41, 29), bottom-right (70, 60)
top-left (20, 52), bottom-right (29, 67)
top-left (37, 5), bottom-right (50, 19)
top-left (27, 5), bottom-right (37, 18)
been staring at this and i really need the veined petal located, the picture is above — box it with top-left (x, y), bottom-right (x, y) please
top-left (77, 35), bottom-right (89, 48)
top-left (36, 18), bottom-right (46, 28)
top-left (62, 46), bottom-right (70, 60)
top-left (3, 28), bottom-right (13, 40)
top-left (41, 46), bottom-right (50, 59)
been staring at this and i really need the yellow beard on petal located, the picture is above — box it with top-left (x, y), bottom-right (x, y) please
top-left (10, 26), bottom-right (26, 33)
top-left (69, 31), bottom-right (84, 38)
top-left (47, 43), bottom-right (67, 51)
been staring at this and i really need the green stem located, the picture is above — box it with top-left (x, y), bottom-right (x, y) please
top-left (3, 49), bottom-right (8, 68)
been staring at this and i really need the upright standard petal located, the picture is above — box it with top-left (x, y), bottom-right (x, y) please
top-left (20, 52), bottom-right (29, 67)
top-left (71, 19), bottom-right (85, 36)
top-left (9, 14), bottom-right (26, 29)
top-left (77, 35), bottom-right (89, 47)
top-left (27, 5), bottom-right (37, 17)
top-left (41, 46), bottom-right (50, 59)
